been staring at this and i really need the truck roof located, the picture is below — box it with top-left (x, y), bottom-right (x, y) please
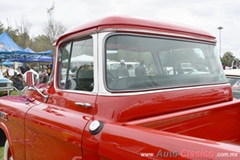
top-left (56, 16), bottom-right (215, 45)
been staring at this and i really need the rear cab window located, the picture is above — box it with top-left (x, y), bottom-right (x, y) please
top-left (105, 34), bottom-right (227, 91)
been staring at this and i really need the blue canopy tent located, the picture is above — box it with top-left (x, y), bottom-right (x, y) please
top-left (0, 61), bottom-right (23, 67)
top-left (24, 47), bottom-right (34, 53)
top-left (0, 32), bottom-right (30, 55)
top-left (0, 32), bottom-right (53, 72)
top-left (24, 47), bottom-right (52, 56)
top-left (0, 32), bottom-right (28, 71)
top-left (0, 32), bottom-right (53, 57)
top-left (4, 56), bottom-right (53, 62)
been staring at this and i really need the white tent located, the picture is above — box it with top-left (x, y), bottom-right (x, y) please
top-left (71, 54), bottom-right (93, 62)
top-left (63, 54), bottom-right (93, 63)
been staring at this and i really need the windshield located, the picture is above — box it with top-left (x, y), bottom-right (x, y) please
top-left (105, 34), bottom-right (227, 91)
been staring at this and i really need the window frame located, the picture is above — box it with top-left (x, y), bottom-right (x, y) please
top-left (56, 35), bottom-right (95, 92)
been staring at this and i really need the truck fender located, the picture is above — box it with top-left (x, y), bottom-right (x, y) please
top-left (0, 121), bottom-right (14, 157)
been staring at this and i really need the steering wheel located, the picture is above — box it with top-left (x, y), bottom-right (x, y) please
top-left (67, 79), bottom-right (77, 90)
top-left (76, 65), bottom-right (94, 91)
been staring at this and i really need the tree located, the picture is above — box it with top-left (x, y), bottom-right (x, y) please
top-left (43, 20), bottom-right (67, 45)
top-left (5, 26), bottom-right (21, 46)
top-left (16, 16), bottom-right (32, 49)
top-left (0, 21), bottom-right (5, 34)
top-left (221, 51), bottom-right (236, 67)
top-left (31, 34), bottom-right (55, 52)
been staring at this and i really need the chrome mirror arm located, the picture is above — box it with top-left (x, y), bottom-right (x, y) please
top-left (27, 86), bottom-right (49, 103)
top-left (23, 69), bottom-right (49, 103)
top-left (33, 86), bottom-right (49, 103)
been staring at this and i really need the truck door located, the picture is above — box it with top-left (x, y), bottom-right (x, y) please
top-left (24, 36), bottom-right (97, 160)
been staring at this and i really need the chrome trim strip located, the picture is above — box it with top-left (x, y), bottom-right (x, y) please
top-left (97, 83), bottom-right (230, 96)
top-left (55, 89), bottom-right (98, 95)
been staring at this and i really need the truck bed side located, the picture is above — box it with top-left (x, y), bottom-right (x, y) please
top-left (126, 100), bottom-right (240, 145)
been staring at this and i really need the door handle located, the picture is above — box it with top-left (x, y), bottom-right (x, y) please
top-left (75, 102), bottom-right (92, 108)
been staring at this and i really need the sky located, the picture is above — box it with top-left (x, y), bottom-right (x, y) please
top-left (1, 0), bottom-right (240, 58)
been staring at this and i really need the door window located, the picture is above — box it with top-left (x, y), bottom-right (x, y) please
top-left (58, 36), bottom-right (94, 91)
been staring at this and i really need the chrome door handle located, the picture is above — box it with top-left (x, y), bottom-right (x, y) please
top-left (75, 102), bottom-right (92, 108)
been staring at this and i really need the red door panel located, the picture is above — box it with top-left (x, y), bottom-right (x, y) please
top-left (24, 92), bottom-right (96, 160)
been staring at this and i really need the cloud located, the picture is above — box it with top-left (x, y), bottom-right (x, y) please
top-left (0, 0), bottom-right (240, 57)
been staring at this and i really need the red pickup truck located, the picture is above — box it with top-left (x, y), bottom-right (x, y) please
top-left (0, 16), bottom-right (240, 160)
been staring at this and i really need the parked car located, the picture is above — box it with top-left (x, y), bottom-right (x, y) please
top-left (0, 71), bottom-right (13, 95)
top-left (224, 69), bottom-right (240, 99)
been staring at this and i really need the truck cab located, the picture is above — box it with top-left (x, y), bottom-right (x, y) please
top-left (1, 16), bottom-right (240, 160)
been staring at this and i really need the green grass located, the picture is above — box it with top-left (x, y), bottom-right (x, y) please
top-left (0, 147), bottom-right (3, 160)
top-left (9, 90), bottom-right (22, 96)
top-left (0, 90), bottom-right (22, 97)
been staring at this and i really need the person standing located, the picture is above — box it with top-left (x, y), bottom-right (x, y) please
top-left (47, 65), bottom-right (52, 76)
top-left (135, 60), bottom-right (147, 76)
top-left (116, 60), bottom-right (129, 77)
top-left (222, 62), bottom-right (226, 70)
top-left (4, 68), bottom-right (10, 78)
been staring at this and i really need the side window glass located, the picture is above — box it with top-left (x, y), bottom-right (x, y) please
top-left (58, 43), bottom-right (71, 89)
top-left (58, 37), bottom-right (94, 91)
